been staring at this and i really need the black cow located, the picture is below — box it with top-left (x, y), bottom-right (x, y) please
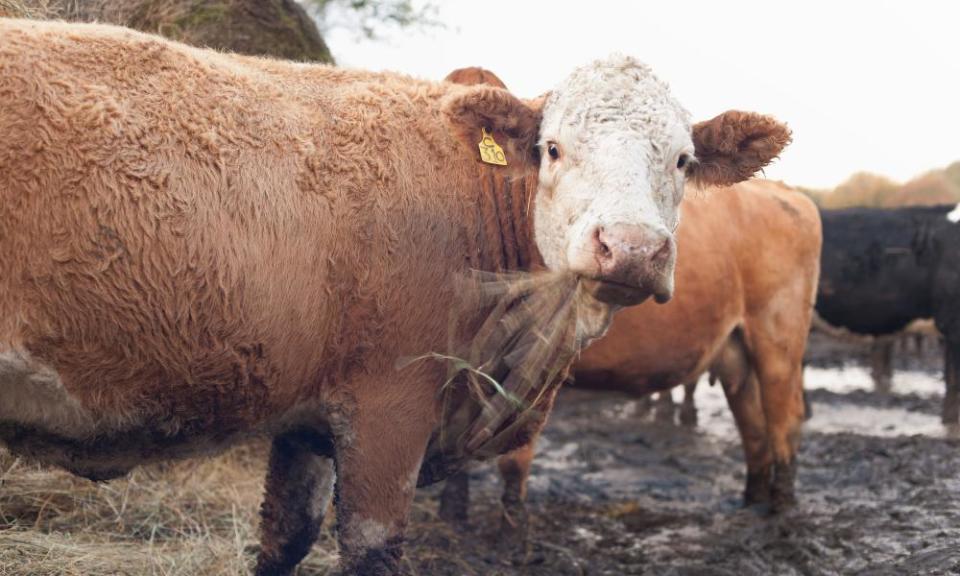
top-left (816, 204), bottom-right (960, 422)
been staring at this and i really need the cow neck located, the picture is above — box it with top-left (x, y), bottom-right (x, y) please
top-left (473, 168), bottom-right (544, 273)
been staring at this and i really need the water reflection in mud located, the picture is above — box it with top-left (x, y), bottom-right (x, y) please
top-left (685, 364), bottom-right (949, 440)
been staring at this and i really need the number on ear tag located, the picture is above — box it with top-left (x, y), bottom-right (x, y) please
top-left (478, 128), bottom-right (507, 166)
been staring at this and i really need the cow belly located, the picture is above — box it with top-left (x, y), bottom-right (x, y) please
top-left (574, 346), bottom-right (709, 394)
top-left (0, 347), bottom-right (291, 480)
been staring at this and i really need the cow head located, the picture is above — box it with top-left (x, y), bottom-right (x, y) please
top-left (443, 56), bottom-right (791, 308)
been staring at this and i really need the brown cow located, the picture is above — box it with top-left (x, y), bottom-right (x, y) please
top-left (440, 178), bottom-right (822, 542)
top-left (0, 20), bottom-right (791, 575)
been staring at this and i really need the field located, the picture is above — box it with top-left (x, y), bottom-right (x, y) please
top-left (1, 331), bottom-right (957, 575)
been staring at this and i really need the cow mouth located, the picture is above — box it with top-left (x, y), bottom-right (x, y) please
top-left (581, 277), bottom-right (668, 306)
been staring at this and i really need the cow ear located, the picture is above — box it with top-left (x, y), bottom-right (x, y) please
top-left (444, 66), bottom-right (508, 89)
top-left (688, 110), bottom-right (792, 187)
top-left (442, 85), bottom-right (542, 172)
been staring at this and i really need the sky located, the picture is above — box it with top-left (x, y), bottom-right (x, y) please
top-left (322, 0), bottom-right (960, 190)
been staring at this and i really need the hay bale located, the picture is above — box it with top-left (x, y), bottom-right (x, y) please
top-left (0, 0), bottom-right (53, 18)
top-left (5, 0), bottom-right (334, 63)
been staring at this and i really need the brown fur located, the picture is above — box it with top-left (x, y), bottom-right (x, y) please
top-left (0, 19), bottom-right (545, 575)
top-left (691, 110), bottom-right (793, 187)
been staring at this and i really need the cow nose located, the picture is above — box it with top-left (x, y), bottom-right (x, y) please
top-left (589, 223), bottom-right (676, 304)
top-left (594, 224), bottom-right (672, 269)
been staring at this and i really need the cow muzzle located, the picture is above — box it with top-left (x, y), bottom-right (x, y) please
top-left (578, 223), bottom-right (676, 306)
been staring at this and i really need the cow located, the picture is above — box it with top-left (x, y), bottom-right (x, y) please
top-left (0, 20), bottom-right (791, 575)
top-left (439, 177), bottom-right (822, 543)
top-left (816, 204), bottom-right (960, 423)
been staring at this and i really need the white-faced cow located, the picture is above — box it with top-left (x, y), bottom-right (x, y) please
top-left (816, 204), bottom-right (960, 423)
top-left (0, 19), bottom-right (789, 575)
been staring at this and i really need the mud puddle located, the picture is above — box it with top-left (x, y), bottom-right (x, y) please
top-left (685, 365), bottom-right (949, 439)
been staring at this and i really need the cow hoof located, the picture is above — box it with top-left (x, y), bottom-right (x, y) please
top-left (438, 495), bottom-right (469, 525)
top-left (496, 498), bottom-right (531, 558)
top-left (941, 404), bottom-right (959, 425)
top-left (496, 520), bottom-right (529, 552)
top-left (771, 492), bottom-right (797, 514)
top-left (653, 405), bottom-right (675, 424)
top-left (339, 545), bottom-right (403, 576)
top-left (743, 468), bottom-right (773, 508)
top-left (438, 473), bottom-right (470, 526)
top-left (254, 560), bottom-right (295, 576)
top-left (496, 533), bottom-right (536, 566)
top-left (679, 407), bottom-right (698, 427)
top-left (770, 458), bottom-right (798, 514)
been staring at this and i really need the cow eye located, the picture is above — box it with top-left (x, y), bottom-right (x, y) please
top-left (547, 142), bottom-right (560, 161)
top-left (677, 153), bottom-right (691, 170)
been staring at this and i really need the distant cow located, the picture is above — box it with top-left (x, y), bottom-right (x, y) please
top-left (0, 20), bottom-right (790, 576)
top-left (439, 179), bottom-right (822, 537)
top-left (816, 205), bottom-right (960, 422)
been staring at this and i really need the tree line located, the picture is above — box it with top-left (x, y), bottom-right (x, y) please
top-left (801, 161), bottom-right (960, 208)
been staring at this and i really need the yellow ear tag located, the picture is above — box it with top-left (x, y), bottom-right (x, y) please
top-left (478, 127), bottom-right (508, 166)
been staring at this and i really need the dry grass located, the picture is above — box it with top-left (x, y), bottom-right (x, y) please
top-left (0, 0), bottom-right (50, 17)
top-left (412, 271), bottom-right (586, 483)
top-left (0, 444), bottom-right (339, 575)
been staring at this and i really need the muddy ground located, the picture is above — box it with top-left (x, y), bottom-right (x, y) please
top-left (1, 330), bottom-right (957, 575)
top-left (401, 330), bottom-right (960, 576)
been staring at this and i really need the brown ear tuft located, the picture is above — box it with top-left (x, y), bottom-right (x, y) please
top-left (690, 110), bottom-right (792, 187)
top-left (442, 85), bottom-right (542, 171)
top-left (445, 67), bottom-right (508, 89)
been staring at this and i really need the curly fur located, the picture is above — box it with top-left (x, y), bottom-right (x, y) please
top-left (691, 110), bottom-right (793, 188)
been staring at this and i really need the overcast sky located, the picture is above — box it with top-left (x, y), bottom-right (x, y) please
top-left (323, 0), bottom-right (960, 190)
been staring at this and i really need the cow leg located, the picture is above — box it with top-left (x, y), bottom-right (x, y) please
top-left (748, 332), bottom-right (805, 512)
top-left (802, 385), bottom-right (813, 421)
top-left (497, 440), bottom-right (537, 553)
top-left (712, 332), bottom-right (772, 506)
top-left (721, 370), bottom-right (772, 506)
top-left (870, 338), bottom-right (894, 394)
top-left (943, 340), bottom-right (960, 424)
top-left (438, 468), bottom-right (471, 524)
top-left (333, 393), bottom-right (434, 576)
top-left (679, 380), bottom-right (698, 427)
top-left (255, 431), bottom-right (336, 576)
top-left (653, 388), bottom-right (676, 423)
top-left (637, 394), bottom-right (654, 417)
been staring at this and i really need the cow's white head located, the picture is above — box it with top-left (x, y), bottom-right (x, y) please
top-left (443, 55), bottom-right (791, 307)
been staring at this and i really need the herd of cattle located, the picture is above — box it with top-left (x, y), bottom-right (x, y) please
top-left (0, 17), bottom-right (957, 576)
